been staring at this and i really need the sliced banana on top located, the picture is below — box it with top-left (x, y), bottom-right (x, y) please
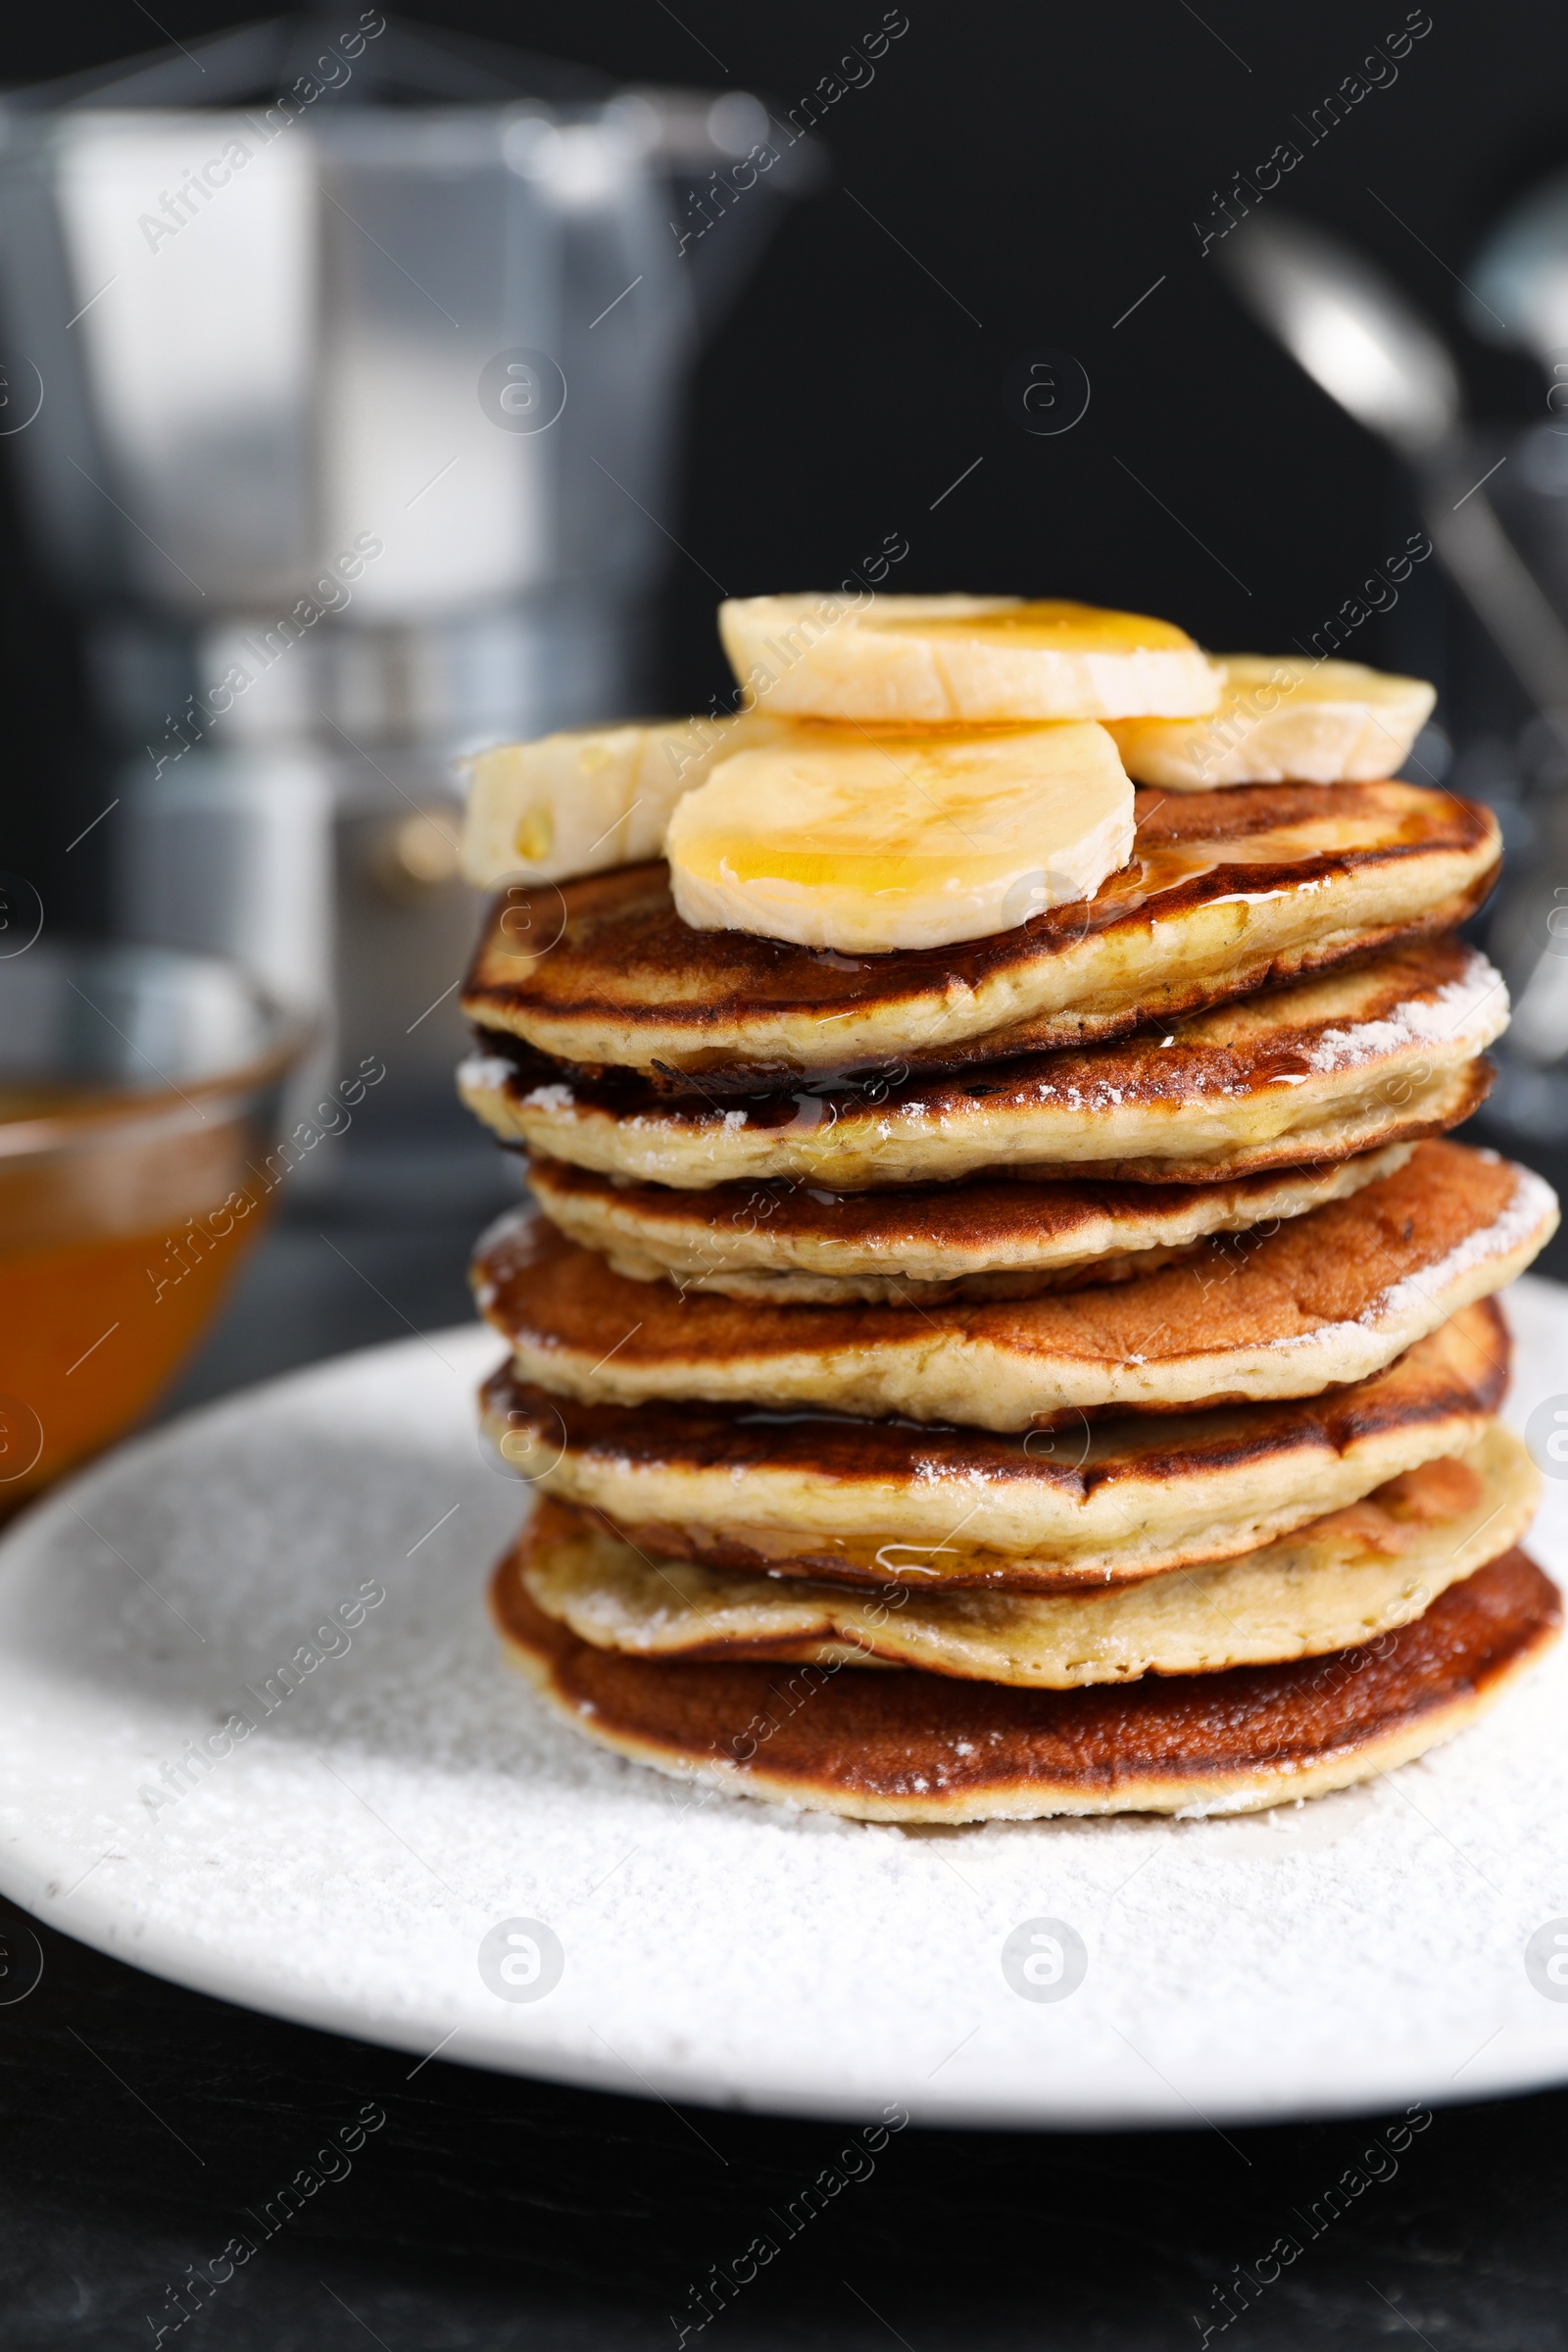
top-left (1106, 657), bottom-right (1437, 789)
top-left (457, 710), bottom-right (793, 888)
top-left (665, 720), bottom-right (1135, 954)
top-left (718, 592), bottom-right (1222, 723)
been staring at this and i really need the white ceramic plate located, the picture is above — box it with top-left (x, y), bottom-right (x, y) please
top-left (2, 1281), bottom-right (1568, 2132)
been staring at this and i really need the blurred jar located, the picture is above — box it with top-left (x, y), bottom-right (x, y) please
top-left (0, 941), bottom-right (308, 1505)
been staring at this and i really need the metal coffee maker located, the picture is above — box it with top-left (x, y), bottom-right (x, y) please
top-left (0, 15), bottom-right (813, 1169)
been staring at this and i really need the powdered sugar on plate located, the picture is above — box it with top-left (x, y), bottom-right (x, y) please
top-left (0, 1285), bottom-right (1563, 2129)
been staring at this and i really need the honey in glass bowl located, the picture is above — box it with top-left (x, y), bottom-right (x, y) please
top-left (0, 944), bottom-right (310, 1507)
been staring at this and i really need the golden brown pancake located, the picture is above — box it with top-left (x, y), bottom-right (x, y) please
top-left (473, 1146), bottom-right (1553, 1431)
top-left (476, 1299), bottom-right (1510, 1588)
top-left (491, 1544), bottom-right (1561, 1820)
top-left (460, 784), bottom-right (1499, 1079)
top-left (462, 936), bottom-right (1502, 1190)
top-left (523, 1143), bottom-right (1416, 1304)
top-left (513, 1428), bottom-right (1539, 1686)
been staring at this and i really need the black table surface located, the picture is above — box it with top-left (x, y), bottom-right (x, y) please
top-left (5, 1123), bottom-right (1568, 2352)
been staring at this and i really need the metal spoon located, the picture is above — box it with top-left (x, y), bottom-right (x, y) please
top-left (1220, 211), bottom-right (1568, 732)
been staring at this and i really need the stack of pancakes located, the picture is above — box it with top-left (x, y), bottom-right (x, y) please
top-left (454, 600), bottom-right (1561, 1823)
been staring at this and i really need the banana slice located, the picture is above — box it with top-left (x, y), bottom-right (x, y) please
top-left (1106, 657), bottom-right (1437, 788)
top-left (457, 710), bottom-right (792, 888)
top-left (665, 720), bottom-right (1135, 953)
top-left (718, 592), bottom-right (1222, 722)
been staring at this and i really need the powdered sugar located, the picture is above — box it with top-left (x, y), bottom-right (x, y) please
top-left (0, 1303), bottom-right (1563, 2127)
top-left (1367, 1164), bottom-right (1558, 1331)
top-left (1305, 953), bottom-right (1507, 1077)
top-left (458, 1053), bottom-right (521, 1095)
top-left (1248, 1164), bottom-right (1558, 1358)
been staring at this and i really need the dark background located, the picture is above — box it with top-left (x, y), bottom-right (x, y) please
top-left (5, 5), bottom-right (1568, 2347)
top-left (6, 0), bottom-right (1564, 925)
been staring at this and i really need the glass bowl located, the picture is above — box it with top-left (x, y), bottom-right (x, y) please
top-left (0, 942), bottom-right (312, 1506)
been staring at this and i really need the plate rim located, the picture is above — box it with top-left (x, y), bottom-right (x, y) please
top-left (1, 1295), bottom-right (1566, 2131)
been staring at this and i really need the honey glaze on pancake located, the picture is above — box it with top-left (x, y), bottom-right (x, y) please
top-left (476, 1298), bottom-right (1511, 1587)
top-left (508, 1430), bottom-right (1540, 1686)
top-left (480, 1298), bottom-right (1513, 1506)
top-left (461, 783), bottom-right (1499, 1080)
top-left (461, 935), bottom-right (1503, 1196)
top-left (490, 1547), bottom-right (1561, 1818)
top-left (527, 930), bottom-right (1498, 1107)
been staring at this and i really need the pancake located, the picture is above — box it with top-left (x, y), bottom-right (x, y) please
top-left (462, 936), bottom-right (1503, 1190)
top-left (476, 1300), bottom-right (1510, 1588)
top-left (513, 1428), bottom-right (1539, 1686)
top-left (459, 784), bottom-right (1499, 1081)
top-left (524, 1143), bottom-right (1415, 1305)
top-left (491, 1544), bottom-right (1561, 1820)
top-left (473, 1146), bottom-right (1552, 1432)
